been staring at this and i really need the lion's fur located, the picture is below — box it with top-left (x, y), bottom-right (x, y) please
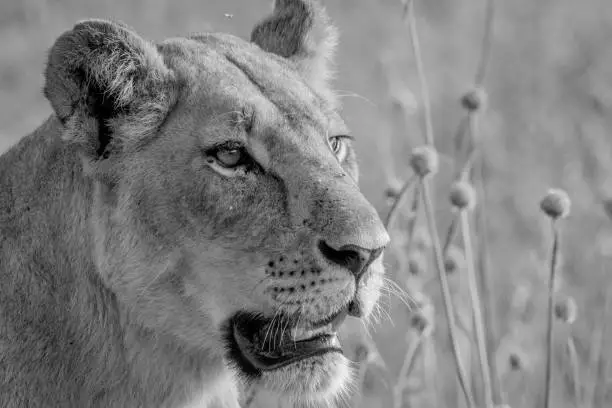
top-left (0, 1), bottom-right (389, 407)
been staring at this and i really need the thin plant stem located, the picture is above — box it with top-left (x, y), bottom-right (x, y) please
top-left (596, 285), bottom-right (612, 405)
top-left (393, 335), bottom-right (424, 408)
top-left (465, 98), bottom-right (503, 405)
top-left (474, 0), bottom-right (497, 86)
top-left (402, 0), bottom-right (434, 146)
top-left (473, 159), bottom-right (502, 403)
top-left (443, 212), bottom-right (460, 254)
top-left (585, 282), bottom-right (611, 406)
top-left (456, 114), bottom-right (481, 182)
top-left (423, 340), bottom-right (438, 408)
top-left (544, 221), bottom-right (561, 408)
top-left (460, 210), bottom-right (494, 408)
top-left (420, 177), bottom-right (475, 408)
top-left (385, 174), bottom-right (417, 230)
top-left (585, 325), bottom-right (604, 408)
top-left (453, 115), bottom-right (471, 171)
top-left (566, 336), bottom-right (581, 407)
top-left (404, 183), bottom-right (421, 253)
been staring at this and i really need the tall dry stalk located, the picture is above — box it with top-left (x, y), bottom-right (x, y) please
top-left (455, 101), bottom-right (497, 408)
top-left (455, 193), bottom-right (494, 408)
top-left (454, 0), bottom-right (502, 400)
top-left (566, 336), bottom-right (581, 407)
top-left (463, 110), bottom-right (503, 406)
top-left (540, 189), bottom-right (571, 408)
top-left (544, 223), bottom-right (560, 408)
top-left (584, 283), bottom-right (611, 407)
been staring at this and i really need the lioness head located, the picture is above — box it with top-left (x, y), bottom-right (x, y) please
top-left (43, 0), bottom-right (389, 404)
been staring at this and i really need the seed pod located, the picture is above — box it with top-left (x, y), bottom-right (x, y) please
top-left (353, 342), bottom-right (371, 363)
top-left (554, 296), bottom-right (577, 324)
top-left (384, 178), bottom-right (403, 200)
top-left (409, 310), bottom-right (433, 337)
top-left (449, 180), bottom-right (477, 211)
top-left (407, 250), bottom-right (427, 276)
top-left (540, 189), bottom-right (571, 220)
top-left (444, 245), bottom-right (465, 275)
top-left (508, 352), bottom-right (522, 371)
top-left (412, 227), bottom-right (432, 251)
top-left (460, 87), bottom-right (488, 112)
top-left (409, 145), bottom-right (439, 178)
top-left (408, 294), bottom-right (435, 338)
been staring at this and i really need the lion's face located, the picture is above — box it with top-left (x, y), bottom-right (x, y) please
top-left (43, 1), bottom-right (389, 404)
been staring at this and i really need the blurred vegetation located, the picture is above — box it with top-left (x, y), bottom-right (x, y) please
top-left (2, 0), bottom-right (612, 407)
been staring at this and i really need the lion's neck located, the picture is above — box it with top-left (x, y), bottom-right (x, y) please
top-left (0, 115), bottom-right (232, 407)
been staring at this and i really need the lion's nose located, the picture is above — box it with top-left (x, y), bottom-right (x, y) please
top-left (317, 240), bottom-right (385, 282)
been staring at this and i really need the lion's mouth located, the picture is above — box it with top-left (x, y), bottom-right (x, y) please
top-left (226, 308), bottom-right (348, 373)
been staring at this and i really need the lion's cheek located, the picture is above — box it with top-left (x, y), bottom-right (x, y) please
top-left (183, 265), bottom-right (267, 329)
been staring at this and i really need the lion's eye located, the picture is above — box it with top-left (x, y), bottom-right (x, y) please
top-left (328, 136), bottom-right (351, 162)
top-left (205, 142), bottom-right (256, 176)
top-left (329, 137), bottom-right (342, 153)
top-left (215, 148), bottom-right (244, 168)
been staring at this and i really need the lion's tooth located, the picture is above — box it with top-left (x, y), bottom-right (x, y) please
top-left (330, 335), bottom-right (340, 347)
top-left (291, 327), bottom-right (313, 341)
top-left (290, 322), bottom-right (336, 341)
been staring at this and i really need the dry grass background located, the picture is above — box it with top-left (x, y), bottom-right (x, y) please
top-left (2, 0), bottom-right (612, 407)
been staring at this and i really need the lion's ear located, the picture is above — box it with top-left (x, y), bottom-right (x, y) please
top-left (44, 19), bottom-right (177, 160)
top-left (251, 0), bottom-right (338, 91)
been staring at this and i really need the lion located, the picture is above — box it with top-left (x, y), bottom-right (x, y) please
top-left (0, 0), bottom-right (390, 407)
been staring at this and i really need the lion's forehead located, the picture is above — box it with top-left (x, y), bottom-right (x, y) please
top-left (158, 33), bottom-right (333, 118)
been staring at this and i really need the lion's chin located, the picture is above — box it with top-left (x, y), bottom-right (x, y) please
top-left (259, 352), bottom-right (352, 403)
